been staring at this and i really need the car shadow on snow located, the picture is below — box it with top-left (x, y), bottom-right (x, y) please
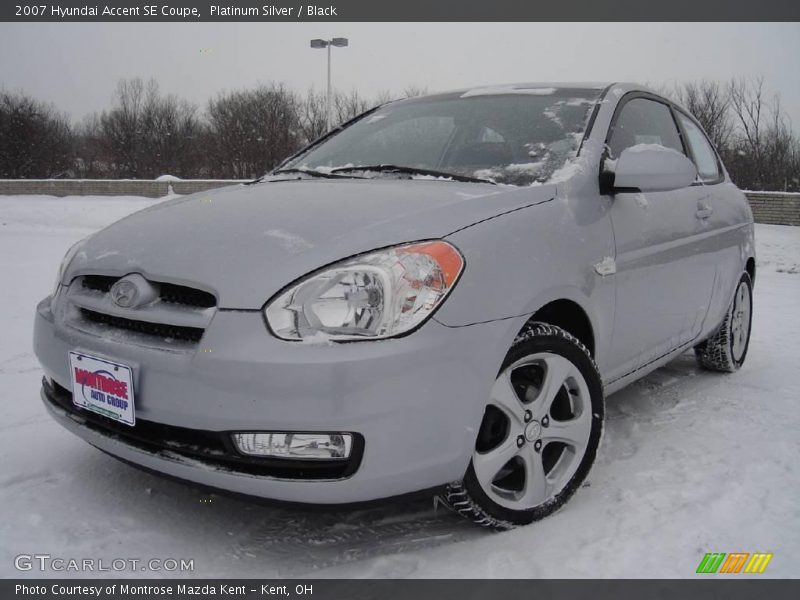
top-left (64, 448), bottom-right (486, 575)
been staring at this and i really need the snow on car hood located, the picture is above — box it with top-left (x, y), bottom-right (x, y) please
top-left (64, 178), bottom-right (555, 309)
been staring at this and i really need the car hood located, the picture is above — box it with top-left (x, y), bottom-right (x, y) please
top-left (65, 179), bottom-right (555, 309)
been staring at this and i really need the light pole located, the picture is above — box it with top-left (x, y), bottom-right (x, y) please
top-left (310, 37), bottom-right (348, 132)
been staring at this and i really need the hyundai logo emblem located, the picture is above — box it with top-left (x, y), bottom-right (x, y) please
top-left (110, 279), bottom-right (139, 308)
top-left (108, 274), bottom-right (157, 309)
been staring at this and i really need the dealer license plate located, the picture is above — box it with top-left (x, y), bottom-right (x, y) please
top-left (68, 351), bottom-right (135, 426)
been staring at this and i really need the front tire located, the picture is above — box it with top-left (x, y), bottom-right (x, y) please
top-left (695, 273), bottom-right (753, 373)
top-left (443, 322), bottom-right (604, 529)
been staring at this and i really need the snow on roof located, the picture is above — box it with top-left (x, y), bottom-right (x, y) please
top-left (458, 81), bottom-right (613, 95)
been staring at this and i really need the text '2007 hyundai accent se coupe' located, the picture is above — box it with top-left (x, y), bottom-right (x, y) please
top-left (34, 82), bottom-right (755, 528)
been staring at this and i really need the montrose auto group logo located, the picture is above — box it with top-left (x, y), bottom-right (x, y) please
top-left (74, 366), bottom-right (130, 413)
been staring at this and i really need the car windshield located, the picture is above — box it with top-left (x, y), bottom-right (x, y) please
top-left (280, 87), bottom-right (602, 186)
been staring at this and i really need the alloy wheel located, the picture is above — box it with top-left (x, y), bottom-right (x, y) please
top-left (730, 280), bottom-right (751, 362)
top-left (473, 352), bottom-right (592, 511)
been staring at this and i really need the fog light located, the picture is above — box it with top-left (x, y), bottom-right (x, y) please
top-left (231, 432), bottom-right (353, 459)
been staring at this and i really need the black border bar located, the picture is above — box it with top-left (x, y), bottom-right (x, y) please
top-left (2, 0), bottom-right (800, 22)
top-left (4, 579), bottom-right (800, 599)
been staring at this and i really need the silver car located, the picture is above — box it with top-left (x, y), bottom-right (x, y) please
top-left (34, 82), bottom-right (755, 528)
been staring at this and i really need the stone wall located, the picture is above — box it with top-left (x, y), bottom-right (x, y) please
top-left (0, 179), bottom-right (247, 198)
top-left (744, 192), bottom-right (800, 226)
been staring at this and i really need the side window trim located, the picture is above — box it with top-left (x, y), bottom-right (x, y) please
top-left (576, 83), bottom-right (614, 157)
top-left (671, 107), bottom-right (725, 186)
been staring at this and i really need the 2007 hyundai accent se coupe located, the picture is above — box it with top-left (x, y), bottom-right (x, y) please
top-left (34, 82), bottom-right (755, 529)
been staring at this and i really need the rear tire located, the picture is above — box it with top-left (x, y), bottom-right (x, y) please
top-left (695, 273), bottom-right (753, 373)
top-left (442, 322), bottom-right (604, 530)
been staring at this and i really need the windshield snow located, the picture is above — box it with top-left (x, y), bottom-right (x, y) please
top-left (282, 88), bottom-right (601, 186)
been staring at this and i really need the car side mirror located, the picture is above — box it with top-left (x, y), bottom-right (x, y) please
top-left (606, 145), bottom-right (697, 193)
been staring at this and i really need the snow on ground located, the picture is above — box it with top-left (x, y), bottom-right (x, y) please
top-left (0, 196), bottom-right (798, 579)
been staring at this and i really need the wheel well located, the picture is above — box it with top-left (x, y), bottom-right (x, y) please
top-left (746, 257), bottom-right (756, 288)
top-left (522, 299), bottom-right (595, 357)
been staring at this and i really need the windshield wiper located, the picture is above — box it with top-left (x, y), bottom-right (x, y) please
top-left (330, 164), bottom-right (496, 185)
top-left (262, 168), bottom-right (366, 181)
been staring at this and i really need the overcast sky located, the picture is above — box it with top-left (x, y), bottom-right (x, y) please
top-left (2, 22), bottom-right (799, 126)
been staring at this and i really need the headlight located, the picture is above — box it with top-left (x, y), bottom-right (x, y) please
top-left (265, 240), bottom-right (464, 341)
top-left (52, 238), bottom-right (86, 296)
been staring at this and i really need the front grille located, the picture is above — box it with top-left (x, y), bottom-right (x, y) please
top-left (159, 283), bottom-right (216, 309)
top-left (80, 308), bottom-right (205, 343)
top-left (81, 275), bottom-right (115, 293)
top-left (81, 275), bottom-right (216, 309)
top-left (43, 379), bottom-right (363, 480)
top-left (70, 274), bottom-right (216, 348)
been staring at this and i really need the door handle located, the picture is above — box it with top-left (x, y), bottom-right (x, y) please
top-left (696, 203), bottom-right (713, 220)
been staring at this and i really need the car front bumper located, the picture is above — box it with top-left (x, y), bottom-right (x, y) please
top-left (33, 295), bottom-right (512, 504)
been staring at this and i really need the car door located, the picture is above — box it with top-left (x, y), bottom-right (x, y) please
top-left (604, 95), bottom-right (717, 383)
top-left (673, 109), bottom-right (752, 328)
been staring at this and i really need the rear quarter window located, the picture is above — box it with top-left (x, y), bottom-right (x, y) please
top-left (676, 112), bottom-right (722, 182)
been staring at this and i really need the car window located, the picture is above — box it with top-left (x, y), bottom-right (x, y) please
top-left (676, 112), bottom-right (721, 182)
top-left (284, 90), bottom-right (601, 186)
top-left (337, 116), bottom-right (456, 167)
top-left (608, 98), bottom-right (684, 159)
top-left (478, 127), bottom-right (505, 143)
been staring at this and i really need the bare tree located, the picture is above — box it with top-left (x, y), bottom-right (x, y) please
top-left (729, 77), bottom-right (766, 183)
top-left (672, 80), bottom-right (733, 151)
top-left (659, 77), bottom-right (799, 191)
top-left (206, 83), bottom-right (302, 178)
top-left (402, 84), bottom-right (429, 98)
top-left (73, 113), bottom-right (108, 178)
top-left (332, 89), bottom-right (373, 126)
top-left (98, 78), bottom-right (201, 178)
top-left (297, 88), bottom-right (384, 146)
top-left (298, 88), bottom-right (328, 144)
top-left (726, 77), bottom-right (799, 190)
top-left (98, 78), bottom-right (151, 177)
top-left (374, 89), bottom-right (396, 105)
top-left (0, 91), bottom-right (73, 178)
top-left (138, 92), bottom-right (201, 177)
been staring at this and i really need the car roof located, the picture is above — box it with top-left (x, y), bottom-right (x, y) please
top-left (393, 81), bottom-right (636, 103)
top-left (459, 82), bottom-right (614, 93)
top-left (395, 82), bottom-right (691, 116)
top-left (403, 82), bottom-right (665, 102)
